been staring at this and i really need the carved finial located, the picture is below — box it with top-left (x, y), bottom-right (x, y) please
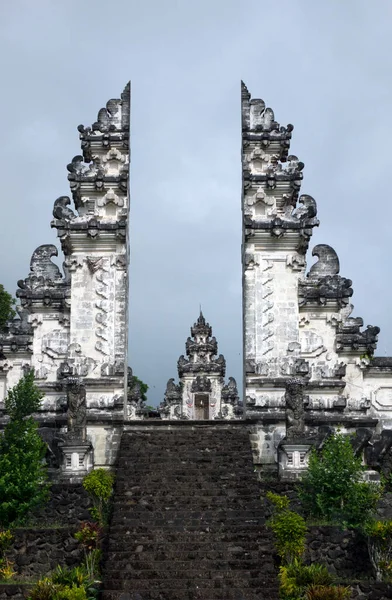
top-left (53, 196), bottom-right (76, 221)
top-left (241, 80), bottom-right (250, 101)
top-left (297, 194), bottom-right (317, 219)
top-left (308, 244), bottom-right (340, 279)
top-left (30, 245), bottom-right (62, 280)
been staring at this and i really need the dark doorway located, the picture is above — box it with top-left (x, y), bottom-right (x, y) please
top-left (194, 394), bottom-right (209, 420)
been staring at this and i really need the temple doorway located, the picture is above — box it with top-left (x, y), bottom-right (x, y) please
top-left (194, 394), bottom-right (209, 420)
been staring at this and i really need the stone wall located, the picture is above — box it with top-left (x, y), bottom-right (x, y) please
top-left (9, 528), bottom-right (82, 579)
top-left (0, 585), bottom-right (31, 600)
top-left (306, 527), bottom-right (371, 580)
top-left (30, 483), bottom-right (91, 526)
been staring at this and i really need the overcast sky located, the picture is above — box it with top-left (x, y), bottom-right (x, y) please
top-left (1, 0), bottom-right (391, 405)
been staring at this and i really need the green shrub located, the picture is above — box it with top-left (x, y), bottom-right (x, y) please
top-left (364, 519), bottom-right (392, 581)
top-left (51, 565), bottom-right (93, 590)
top-left (0, 529), bottom-right (14, 581)
top-left (266, 492), bottom-right (307, 565)
top-left (74, 523), bottom-right (102, 580)
top-left (299, 431), bottom-right (382, 528)
top-left (0, 371), bottom-right (49, 526)
top-left (279, 560), bottom-right (334, 600)
top-left (28, 578), bottom-right (59, 600)
top-left (82, 469), bottom-right (114, 526)
top-left (305, 585), bottom-right (351, 600)
top-left (0, 285), bottom-right (16, 330)
top-left (54, 585), bottom-right (87, 600)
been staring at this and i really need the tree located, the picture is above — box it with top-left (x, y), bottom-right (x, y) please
top-left (0, 285), bottom-right (16, 331)
top-left (128, 374), bottom-right (148, 403)
top-left (0, 371), bottom-right (49, 526)
top-left (299, 431), bottom-right (381, 528)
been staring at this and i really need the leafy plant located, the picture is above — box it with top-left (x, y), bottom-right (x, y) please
top-left (0, 371), bottom-right (49, 526)
top-left (53, 586), bottom-right (87, 600)
top-left (279, 560), bottom-right (334, 600)
top-left (0, 529), bottom-right (14, 581)
top-left (0, 530), bottom-right (13, 554)
top-left (28, 577), bottom-right (59, 600)
top-left (0, 285), bottom-right (16, 331)
top-left (305, 585), bottom-right (351, 600)
top-left (51, 565), bottom-right (93, 590)
top-left (266, 492), bottom-right (307, 565)
top-left (364, 519), bottom-right (392, 582)
top-left (74, 523), bottom-right (102, 580)
top-left (82, 469), bottom-right (114, 526)
top-left (128, 374), bottom-right (148, 403)
top-left (74, 522), bottom-right (102, 552)
top-left (299, 431), bottom-right (382, 528)
top-left (0, 558), bottom-right (16, 581)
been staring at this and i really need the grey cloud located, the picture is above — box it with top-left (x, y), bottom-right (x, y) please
top-left (1, 0), bottom-right (391, 404)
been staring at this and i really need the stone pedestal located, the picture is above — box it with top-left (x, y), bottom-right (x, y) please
top-left (278, 442), bottom-right (312, 481)
top-left (59, 440), bottom-right (93, 481)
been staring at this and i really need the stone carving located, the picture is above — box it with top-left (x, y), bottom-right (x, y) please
top-left (17, 245), bottom-right (63, 291)
top-left (163, 312), bottom-right (238, 420)
top-left (336, 320), bottom-right (380, 354)
top-left (53, 196), bottom-right (76, 221)
top-left (93, 258), bottom-right (111, 356)
top-left (66, 378), bottom-right (87, 442)
top-left (191, 375), bottom-right (212, 393)
top-left (285, 378), bottom-right (307, 441)
top-left (221, 377), bottom-right (239, 406)
top-left (127, 367), bottom-right (146, 417)
top-left (308, 245), bottom-right (340, 279)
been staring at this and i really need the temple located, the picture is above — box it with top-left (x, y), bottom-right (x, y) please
top-left (241, 81), bottom-right (392, 478)
top-left (159, 311), bottom-right (241, 419)
top-left (0, 81), bottom-right (392, 480)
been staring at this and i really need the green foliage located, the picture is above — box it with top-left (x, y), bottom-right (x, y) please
top-left (299, 431), bottom-right (382, 528)
top-left (0, 372), bottom-right (49, 527)
top-left (4, 370), bottom-right (44, 421)
top-left (74, 522), bottom-right (102, 552)
top-left (0, 530), bottom-right (13, 554)
top-left (305, 585), bottom-right (351, 600)
top-left (74, 523), bottom-right (102, 580)
top-left (266, 491), bottom-right (291, 511)
top-left (364, 519), bottom-right (392, 581)
top-left (54, 586), bottom-right (87, 600)
top-left (0, 529), bottom-right (14, 581)
top-left (266, 492), bottom-right (307, 565)
top-left (29, 579), bottom-right (89, 600)
top-left (279, 560), bottom-right (334, 600)
top-left (129, 374), bottom-right (148, 403)
top-left (82, 469), bottom-right (114, 526)
top-left (51, 566), bottom-right (93, 590)
top-left (0, 285), bottom-right (16, 331)
top-left (29, 564), bottom-right (98, 600)
top-left (0, 557), bottom-right (16, 581)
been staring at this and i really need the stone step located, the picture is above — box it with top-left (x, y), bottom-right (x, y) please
top-left (104, 558), bottom-right (274, 572)
top-left (113, 500), bottom-right (264, 511)
top-left (115, 473), bottom-right (257, 482)
top-left (108, 534), bottom-right (272, 552)
top-left (116, 463), bottom-right (255, 472)
top-left (102, 586), bottom-right (278, 600)
top-left (115, 484), bottom-right (261, 496)
top-left (104, 547), bottom-right (273, 562)
top-left (102, 427), bottom-right (278, 600)
top-left (111, 509), bottom-right (266, 520)
top-left (104, 568), bottom-right (276, 590)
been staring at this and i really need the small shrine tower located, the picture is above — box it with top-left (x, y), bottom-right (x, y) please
top-left (159, 312), bottom-right (241, 420)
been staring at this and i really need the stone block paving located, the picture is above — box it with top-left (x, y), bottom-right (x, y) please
top-left (101, 425), bottom-right (279, 600)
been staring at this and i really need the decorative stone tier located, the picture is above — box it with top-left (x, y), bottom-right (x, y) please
top-left (160, 312), bottom-right (241, 420)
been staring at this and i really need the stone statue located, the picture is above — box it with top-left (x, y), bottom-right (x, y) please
top-left (285, 378), bottom-right (306, 442)
top-left (66, 378), bottom-right (87, 442)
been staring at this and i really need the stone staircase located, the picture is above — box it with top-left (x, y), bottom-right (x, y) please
top-left (101, 424), bottom-right (279, 600)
